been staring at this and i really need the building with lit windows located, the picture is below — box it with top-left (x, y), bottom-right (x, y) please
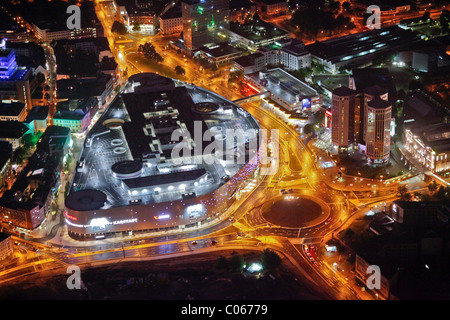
top-left (53, 108), bottom-right (91, 133)
top-left (228, 19), bottom-right (290, 51)
top-left (0, 126), bottom-right (71, 231)
top-left (64, 73), bottom-right (262, 240)
top-left (256, 0), bottom-right (289, 16)
top-left (330, 83), bottom-right (392, 162)
top-left (364, 97), bottom-right (392, 163)
top-left (0, 141), bottom-right (12, 192)
top-left (0, 120), bottom-right (29, 151)
top-left (0, 100), bottom-right (27, 122)
top-left (23, 105), bottom-right (49, 135)
top-left (306, 25), bottom-right (422, 73)
top-left (404, 123), bottom-right (450, 173)
top-left (195, 42), bottom-right (242, 65)
top-left (20, 0), bottom-right (103, 43)
top-left (246, 68), bottom-right (321, 112)
top-left (182, 0), bottom-right (230, 51)
top-left (159, 4), bottom-right (183, 35)
top-left (258, 39), bottom-right (311, 71)
top-left (0, 49), bottom-right (32, 110)
top-left (331, 86), bottom-right (356, 151)
top-left (0, 232), bottom-right (13, 261)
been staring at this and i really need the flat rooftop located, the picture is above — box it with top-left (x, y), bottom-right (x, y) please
top-left (306, 25), bottom-right (422, 65)
top-left (69, 73), bottom-right (261, 209)
top-left (249, 68), bottom-right (319, 104)
top-left (197, 42), bottom-right (242, 59)
top-left (230, 20), bottom-right (289, 43)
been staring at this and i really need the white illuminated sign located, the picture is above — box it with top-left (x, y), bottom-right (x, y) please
top-left (186, 204), bottom-right (203, 218)
top-left (154, 214), bottom-right (170, 220)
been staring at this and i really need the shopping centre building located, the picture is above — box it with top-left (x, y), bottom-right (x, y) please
top-left (64, 73), bottom-right (263, 239)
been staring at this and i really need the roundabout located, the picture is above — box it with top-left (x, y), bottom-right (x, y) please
top-left (261, 194), bottom-right (330, 228)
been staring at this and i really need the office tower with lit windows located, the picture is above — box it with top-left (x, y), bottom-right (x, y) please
top-left (181, 0), bottom-right (230, 51)
top-left (0, 48), bottom-right (32, 110)
top-left (364, 97), bottom-right (392, 163)
top-left (331, 86), bottom-right (356, 151)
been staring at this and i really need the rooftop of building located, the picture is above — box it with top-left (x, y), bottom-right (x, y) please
top-left (0, 141), bottom-right (12, 170)
top-left (0, 49), bottom-right (14, 58)
top-left (24, 105), bottom-right (49, 123)
top-left (0, 100), bottom-right (26, 117)
top-left (68, 73), bottom-right (261, 209)
top-left (53, 108), bottom-right (89, 121)
top-left (233, 52), bottom-right (264, 68)
top-left (56, 74), bottom-right (112, 100)
top-left (160, 3), bottom-right (182, 19)
top-left (0, 121), bottom-right (29, 139)
top-left (18, 0), bottom-right (99, 32)
top-left (403, 90), bottom-right (449, 123)
top-left (367, 97), bottom-right (391, 109)
top-left (0, 126), bottom-right (70, 211)
top-left (53, 37), bottom-right (111, 52)
top-left (281, 39), bottom-right (309, 57)
top-left (332, 85), bottom-right (356, 97)
top-left (250, 68), bottom-right (319, 104)
top-left (363, 85), bottom-right (388, 97)
top-left (306, 25), bottom-right (422, 65)
top-left (196, 42), bottom-right (242, 58)
top-left (351, 67), bottom-right (397, 102)
top-left (230, 19), bottom-right (290, 43)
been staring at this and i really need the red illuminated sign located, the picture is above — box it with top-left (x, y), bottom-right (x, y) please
top-left (64, 211), bottom-right (78, 221)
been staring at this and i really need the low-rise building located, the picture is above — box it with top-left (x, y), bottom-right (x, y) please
top-left (53, 107), bottom-right (91, 133)
top-left (229, 20), bottom-right (290, 51)
top-left (404, 122), bottom-right (450, 173)
top-left (195, 42), bottom-right (243, 66)
top-left (246, 68), bottom-right (321, 112)
top-left (232, 52), bottom-right (265, 74)
top-left (0, 232), bottom-right (13, 261)
top-left (23, 105), bottom-right (49, 135)
top-left (159, 4), bottom-right (183, 35)
top-left (0, 121), bottom-right (29, 150)
top-left (259, 39), bottom-right (311, 71)
top-left (0, 100), bottom-right (27, 122)
top-left (257, 0), bottom-right (289, 16)
top-left (0, 141), bottom-right (12, 192)
top-left (0, 126), bottom-right (71, 231)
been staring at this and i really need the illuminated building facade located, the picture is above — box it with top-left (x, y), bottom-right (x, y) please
top-left (64, 73), bottom-right (262, 239)
top-left (331, 86), bottom-right (356, 151)
top-left (182, 0), bottom-right (230, 51)
top-left (404, 123), bottom-right (450, 173)
top-left (365, 98), bottom-right (391, 163)
top-left (0, 232), bottom-right (13, 261)
top-left (0, 126), bottom-right (71, 231)
top-left (0, 48), bottom-right (32, 110)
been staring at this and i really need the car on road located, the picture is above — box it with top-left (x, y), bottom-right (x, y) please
top-left (191, 241), bottom-right (198, 245)
top-left (210, 239), bottom-right (217, 245)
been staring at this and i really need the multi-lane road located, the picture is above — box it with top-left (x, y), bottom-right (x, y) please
top-left (0, 0), bottom-right (433, 299)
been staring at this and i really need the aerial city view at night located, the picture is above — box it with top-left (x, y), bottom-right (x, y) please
top-left (0, 0), bottom-right (450, 307)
